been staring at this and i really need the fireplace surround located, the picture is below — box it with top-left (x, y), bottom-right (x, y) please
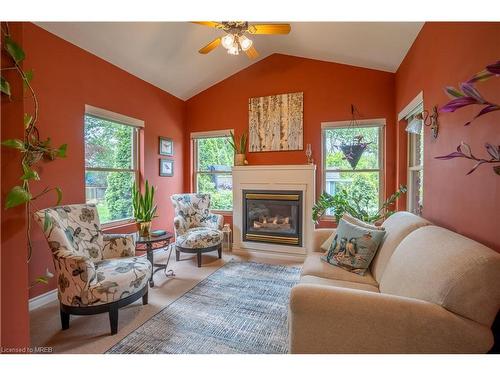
top-left (243, 190), bottom-right (303, 246)
top-left (232, 164), bottom-right (316, 257)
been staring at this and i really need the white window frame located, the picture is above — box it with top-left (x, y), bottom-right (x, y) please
top-left (191, 129), bottom-right (234, 213)
top-left (321, 118), bottom-right (386, 220)
top-left (406, 104), bottom-right (424, 215)
top-left (84, 105), bottom-right (142, 228)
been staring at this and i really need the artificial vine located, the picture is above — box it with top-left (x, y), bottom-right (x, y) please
top-left (1, 23), bottom-right (67, 276)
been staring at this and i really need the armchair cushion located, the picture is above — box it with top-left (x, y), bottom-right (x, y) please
top-left (102, 234), bottom-right (136, 259)
top-left (89, 256), bottom-right (151, 306)
top-left (176, 227), bottom-right (223, 249)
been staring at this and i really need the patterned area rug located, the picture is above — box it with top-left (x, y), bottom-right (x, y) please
top-left (107, 261), bottom-right (300, 354)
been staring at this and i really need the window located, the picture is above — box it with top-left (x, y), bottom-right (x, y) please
top-left (84, 107), bottom-right (140, 225)
top-left (192, 130), bottom-right (234, 211)
top-left (322, 120), bottom-right (384, 218)
top-left (407, 109), bottom-right (424, 215)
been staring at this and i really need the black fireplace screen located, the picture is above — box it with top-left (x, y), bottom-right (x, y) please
top-left (242, 190), bottom-right (303, 246)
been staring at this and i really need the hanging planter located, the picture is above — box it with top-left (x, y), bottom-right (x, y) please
top-left (338, 105), bottom-right (371, 169)
top-left (340, 141), bottom-right (370, 169)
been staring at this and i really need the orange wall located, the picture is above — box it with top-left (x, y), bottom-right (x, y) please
top-left (1, 22), bottom-right (30, 350)
top-left (19, 23), bottom-right (186, 301)
top-left (395, 22), bottom-right (500, 251)
top-left (185, 54), bottom-right (397, 228)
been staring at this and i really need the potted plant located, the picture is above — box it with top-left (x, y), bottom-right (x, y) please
top-left (228, 130), bottom-right (248, 166)
top-left (312, 185), bottom-right (407, 224)
top-left (132, 180), bottom-right (158, 237)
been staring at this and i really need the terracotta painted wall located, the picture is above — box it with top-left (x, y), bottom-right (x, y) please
top-left (185, 54), bottom-right (397, 227)
top-left (395, 22), bottom-right (500, 251)
top-left (17, 23), bottom-right (186, 301)
top-left (1, 22), bottom-right (30, 350)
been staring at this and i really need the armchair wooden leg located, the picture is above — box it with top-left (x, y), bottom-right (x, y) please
top-left (142, 290), bottom-right (149, 305)
top-left (197, 251), bottom-right (202, 267)
top-left (218, 244), bottom-right (222, 259)
top-left (109, 307), bottom-right (119, 335)
top-left (60, 309), bottom-right (70, 330)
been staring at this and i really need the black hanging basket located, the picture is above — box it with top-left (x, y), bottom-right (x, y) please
top-left (340, 143), bottom-right (369, 169)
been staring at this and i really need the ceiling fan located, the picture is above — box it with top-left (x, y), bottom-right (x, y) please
top-left (193, 21), bottom-right (291, 59)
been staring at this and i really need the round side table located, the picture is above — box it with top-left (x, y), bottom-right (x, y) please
top-left (133, 231), bottom-right (174, 287)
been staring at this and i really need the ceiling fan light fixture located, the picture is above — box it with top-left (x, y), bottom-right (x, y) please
top-left (238, 35), bottom-right (253, 51)
top-left (221, 34), bottom-right (235, 49)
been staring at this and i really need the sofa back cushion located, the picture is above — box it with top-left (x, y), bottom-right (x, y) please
top-left (380, 226), bottom-right (500, 326)
top-left (370, 212), bottom-right (430, 282)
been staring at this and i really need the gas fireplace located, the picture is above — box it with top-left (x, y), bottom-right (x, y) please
top-left (242, 190), bottom-right (303, 246)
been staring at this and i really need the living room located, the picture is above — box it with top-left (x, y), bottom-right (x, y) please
top-left (1, 0), bottom-right (500, 372)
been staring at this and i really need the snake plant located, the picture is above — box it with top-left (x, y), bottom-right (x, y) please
top-left (132, 180), bottom-right (158, 222)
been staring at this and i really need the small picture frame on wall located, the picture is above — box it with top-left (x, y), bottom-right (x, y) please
top-left (159, 158), bottom-right (174, 177)
top-left (159, 137), bottom-right (174, 156)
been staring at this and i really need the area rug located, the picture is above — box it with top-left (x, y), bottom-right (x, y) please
top-left (107, 261), bottom-right (301, 354)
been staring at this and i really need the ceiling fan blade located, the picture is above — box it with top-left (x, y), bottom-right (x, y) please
top-left (192, 21), bottom-right (224, 29)
top-left (245, 45), bottom-right (259, 59)
top-left (198, 37), bottom-right (222, 54)
top-left (247, 24), bottom-right (291, 35)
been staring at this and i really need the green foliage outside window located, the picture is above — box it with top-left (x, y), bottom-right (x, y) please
top-left (85, 115), bottom-right (135, 223)
top-left (324, 126), bottom-right (380, 217)
top-left (195, 136), bottom-right (234, 210)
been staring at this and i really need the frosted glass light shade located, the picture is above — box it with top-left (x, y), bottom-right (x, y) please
top-left (238, 35), bottom-right (253, 51)
top-left (227, 44), bottom-right (239, 55)
top-left (221, 34), bottom-right (235, 49)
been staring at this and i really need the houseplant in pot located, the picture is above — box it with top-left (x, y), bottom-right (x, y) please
top-left (228, 130), bottom-right (248, 166)
top-left (132, 180), bottom-right (158, 236)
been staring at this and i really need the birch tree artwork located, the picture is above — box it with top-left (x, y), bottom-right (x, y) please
top-left (248, 92), bottom-right (303, 152)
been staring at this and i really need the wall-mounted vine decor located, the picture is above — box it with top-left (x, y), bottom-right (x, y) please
top-left (436, 61), bottom-right (500, 175)
top-left (1, 23), bottom-right (67, 283)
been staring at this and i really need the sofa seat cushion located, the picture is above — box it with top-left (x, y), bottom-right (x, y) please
top-left (176, 227), bottom-right (222, 249)
top-left (300, 275), bottom-right (380, 293)
top-left (86, 256), bottom-right (151, 306)
top-left (301, 252), bottom-right (378, 286)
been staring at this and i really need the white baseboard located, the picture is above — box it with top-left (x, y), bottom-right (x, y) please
top-left (232, 247), bottom-right (306, 262)
top-left (29, 289), bottom-right (58, 311)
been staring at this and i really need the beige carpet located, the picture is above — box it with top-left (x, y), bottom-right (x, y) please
top-left (29, 249), bottom-right (302, 354)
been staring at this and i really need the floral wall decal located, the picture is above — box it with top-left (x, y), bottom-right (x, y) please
top-left (436, 61), bottom-right (500, 175)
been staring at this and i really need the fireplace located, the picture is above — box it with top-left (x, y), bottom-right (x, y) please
top-left (242, 190), bottom-right (303, 246)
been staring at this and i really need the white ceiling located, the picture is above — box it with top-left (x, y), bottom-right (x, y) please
top-left (36, 22), bottom-right (424, 100)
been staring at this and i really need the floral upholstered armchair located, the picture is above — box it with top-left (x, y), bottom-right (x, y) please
top-left (34, 204), bottom-right (151, 335)
top-left (170, 194), bottom-right (224, 267)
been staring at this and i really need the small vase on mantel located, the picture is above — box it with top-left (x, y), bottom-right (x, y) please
top-left (234, 153), bottom-right (246, 166)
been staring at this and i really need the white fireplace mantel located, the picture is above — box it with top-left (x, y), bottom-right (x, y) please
top-left (232, 164), bottom-right (316, 258)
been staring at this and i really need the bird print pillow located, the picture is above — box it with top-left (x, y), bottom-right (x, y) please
top-left (321, 218), bottom-right (386, 275)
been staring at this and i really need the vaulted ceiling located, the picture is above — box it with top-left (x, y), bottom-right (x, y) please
top-left (36, 22), bottom-right (424, 100)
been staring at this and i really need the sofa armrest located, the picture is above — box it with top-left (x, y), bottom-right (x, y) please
top-left (102, 234), bottom-right (136, 259)
top-left (289, 284), bottom-right (493, 354)
top-left (312, 228), bottom-right (335, 253)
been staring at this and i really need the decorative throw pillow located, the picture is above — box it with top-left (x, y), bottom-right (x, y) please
top-left (342, 213), bottom-right (385, 231)
top-left (319, 214), bottom-right (383, 252)
top-left (320, 231), bottom-right (337, 252)
top-left (321, 218), bottom-right (386, 275)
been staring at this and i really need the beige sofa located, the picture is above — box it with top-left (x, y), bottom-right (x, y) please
top-left (289, 211), bottom-right (500, 353)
